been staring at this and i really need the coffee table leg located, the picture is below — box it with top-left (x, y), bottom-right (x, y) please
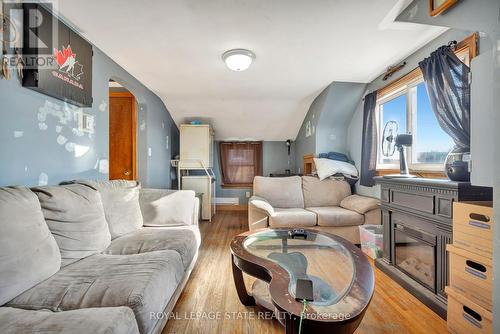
top-left (231, 255), bottom-right (256, 306)
top-left (285, 314), bottom-right (299, 334)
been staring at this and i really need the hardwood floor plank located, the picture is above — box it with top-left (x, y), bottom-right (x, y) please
top-left (163, 211), bottom-right (447, 334)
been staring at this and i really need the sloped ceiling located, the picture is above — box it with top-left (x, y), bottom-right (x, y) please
top-left (57, 0), bottom-right (446, 140)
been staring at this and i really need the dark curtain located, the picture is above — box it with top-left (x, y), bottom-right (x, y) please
top-left (419, 45), bottom-right (471, 150)
top-left (360, 92), bottom-right (378, 187)
top-left (219, 142), bottom-right (263, 186)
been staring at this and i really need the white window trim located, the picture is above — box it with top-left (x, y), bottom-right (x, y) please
top-left (376, 77), bottom-right (450, 172)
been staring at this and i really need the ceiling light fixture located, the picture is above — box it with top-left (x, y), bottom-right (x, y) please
top-left (222, 49), bottom-right (255, 71)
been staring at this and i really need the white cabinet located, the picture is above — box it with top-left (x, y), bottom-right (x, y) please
top-left (180, 125), bottom-right (214, 169)
top-left (182, 176), bottom-right (215, 221)
top-left (178, 124), bottom-right (216, 220)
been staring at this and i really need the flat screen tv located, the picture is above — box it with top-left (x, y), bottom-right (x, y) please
top-left (22, 3), bottom-right (93, 107)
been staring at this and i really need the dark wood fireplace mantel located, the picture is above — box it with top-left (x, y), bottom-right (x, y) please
top-left (373, 177), bottom-right (492, 319)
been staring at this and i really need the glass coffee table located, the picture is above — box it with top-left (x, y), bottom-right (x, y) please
top-left (230, 228), bottom-right (374, 334)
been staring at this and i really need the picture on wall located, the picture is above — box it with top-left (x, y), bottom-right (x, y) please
top-left (305, 120), bottom-right (312, 137)
top-left (22, 3), bottom-right (93, 107)
top-left (429, 0), bottom-right (457, 17)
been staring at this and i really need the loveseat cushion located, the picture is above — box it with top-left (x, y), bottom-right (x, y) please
top-left (253, 176), bottom-right (304, 208)
top-left (104, 226), bottom-right (199, 269)
top-left (268, 208), bottom-right (316, 228)
top-left (0, 306), bottom-right (139, 334)
top-left (340, 194), bottom-right (380, 214)
top-left (306, 206), bottom-right (364, 227)
top-left (0, 187), bottom-right (61, 305)
top-left (302, 176), bottom-right (351, 208)
top-left (140, 189), bottom-right (196, 227)
top-left (73, 180), bottom-right (143, 239)
top-left (31, 184), bottom-right (111, 267)
top-left (7, 251), bottom-right (184, 334)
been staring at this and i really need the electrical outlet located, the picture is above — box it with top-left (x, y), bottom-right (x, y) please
top-left (148, 147), bottom-right (152, 157)
top-left (245, 191), bottom-right (251, 198)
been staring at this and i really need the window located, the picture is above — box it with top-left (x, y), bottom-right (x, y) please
top-left (219, 142), bottom-right (262, 187)
top-left (376, 79), bottom-right (454, 171)
top-left (376, 33), bottom-right (477, 174)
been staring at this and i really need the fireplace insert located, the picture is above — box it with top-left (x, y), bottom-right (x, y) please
top-left (394, 223), bottom-right (437, 292)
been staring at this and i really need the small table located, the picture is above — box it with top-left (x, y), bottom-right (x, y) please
top-left (230, 228), bottom-right (374, 334)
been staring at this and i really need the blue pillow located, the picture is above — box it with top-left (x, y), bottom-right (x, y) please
top-left (318, 152), bottom-right (354, 165)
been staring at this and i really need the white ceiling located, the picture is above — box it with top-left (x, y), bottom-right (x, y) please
top-left (57, 0), bottom-right (445, 141)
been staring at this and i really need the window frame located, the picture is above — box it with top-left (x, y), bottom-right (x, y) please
top-left (375, 33), bottom-right (478, 178)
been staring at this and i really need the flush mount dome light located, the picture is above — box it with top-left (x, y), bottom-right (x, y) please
top-left (222, 49), bottom-right (255, 71)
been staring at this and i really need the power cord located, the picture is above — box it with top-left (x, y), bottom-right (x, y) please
top-left (298, 299), bottom-right (308, 334)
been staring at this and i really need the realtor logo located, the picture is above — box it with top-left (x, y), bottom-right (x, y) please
top-left (53, 45), bottom-right (84, 80)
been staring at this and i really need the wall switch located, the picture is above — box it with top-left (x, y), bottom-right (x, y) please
top-left (148, 147), bottom-right (152, 157)
top-left (246, 191), bottom-right (251, 198)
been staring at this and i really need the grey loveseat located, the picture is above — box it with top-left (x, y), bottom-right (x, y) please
top-left (248, 176), bottom-right (380, 244)
top-left (0, 180), bottom-right (200, 334)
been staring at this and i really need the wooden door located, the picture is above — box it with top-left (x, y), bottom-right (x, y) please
top-left (109, 91), bottom-right (136, 180)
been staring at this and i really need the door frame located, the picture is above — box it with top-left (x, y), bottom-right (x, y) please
top-left (109, 91), bottom-right (137, 180)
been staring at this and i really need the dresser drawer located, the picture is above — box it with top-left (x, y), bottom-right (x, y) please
top-left (447, 245), bottom-right (492, 311)
top-left (453, 202), bottom-right (493, 258)
top-left (446, 287), bottom-right (492, 334)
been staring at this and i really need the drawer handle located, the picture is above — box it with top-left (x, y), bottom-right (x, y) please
top-left (466, 260), bottom-right (487, 273)
top-left (463, 306), bottom-right (482, 328)
top-left (468, 221), bottom-right (491, 230)
top-left (469, 213), bottom-right (490, 222)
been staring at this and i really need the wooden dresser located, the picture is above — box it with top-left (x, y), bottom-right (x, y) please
top-left (374, 177), bottom-right (492, 318)
top-left (446, 201), bottom-right (493, 334)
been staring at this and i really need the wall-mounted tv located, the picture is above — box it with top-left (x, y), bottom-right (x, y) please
top-left (22, 3), bottom-right (93, 107)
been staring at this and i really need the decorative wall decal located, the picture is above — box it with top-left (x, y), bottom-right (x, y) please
top-left (56, 135), bottom-right (67, 145)
top-left (98, 101), bottom-right (107, 112)
top-left (140, 119), bottom-right (146, 131)
top-left (55, 125), bottom-right (63, 133)
top-left (65, 142), bottom-right (75, 152)
top-left (38, 172), bottom-right (48, 186)
top-left (305, 120), bottom-right (312, 137)
top-left (38, 123), bottom-right (48, 131)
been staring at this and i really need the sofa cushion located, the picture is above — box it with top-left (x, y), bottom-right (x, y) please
top-left (306, 206), bottom-right (364, 227)
top-left (7, 251), bottom-right (184, 334)
top-left (74, 180), bottom-right (143, 239)
top-left (269, 208), bottom-right (316, 228)
top-left (302, 176), bottom-right (351, 208)
top-left (140, 189), bottom-right (196, 227)
top-left (0, 187), bottom-right (61, 305)
top-left (0, 306), bottom-right (139, 334)
top-left (31, 184), bottom-right (111, 267)
top-left (104, 226), bottom-right (199, 269)
top-left (340, 194), bottom-right (380, 214)
top-left (253, 176), bottom-right (304, 208)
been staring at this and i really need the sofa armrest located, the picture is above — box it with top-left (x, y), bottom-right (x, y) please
top-left (340, 194), bottom-right (379, 215)
top-left (364, 208), bottom-right (381, 225)
top-left (139, 189), bottom-right (197, 226)
top-left (249, 196), bottom-right (275, 215)
top-left (248, 196), bottom-right (274, 231)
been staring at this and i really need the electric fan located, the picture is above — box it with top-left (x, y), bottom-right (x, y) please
top-left (381, 121), bottom-right (416, 178)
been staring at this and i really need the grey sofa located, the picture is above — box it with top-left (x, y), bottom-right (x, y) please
top-left (0, 180), bottom-right (200, 334)
top-left (248, 176), bottom-right (380, 244)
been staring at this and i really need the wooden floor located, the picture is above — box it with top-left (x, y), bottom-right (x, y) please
top-left (162, 211), bottom-right (447, 334)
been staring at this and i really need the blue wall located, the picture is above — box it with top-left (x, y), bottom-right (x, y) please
top-left (0, 47), bottom-right (178, 188)
top-left (294, 81), bottom-right (366, 172)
